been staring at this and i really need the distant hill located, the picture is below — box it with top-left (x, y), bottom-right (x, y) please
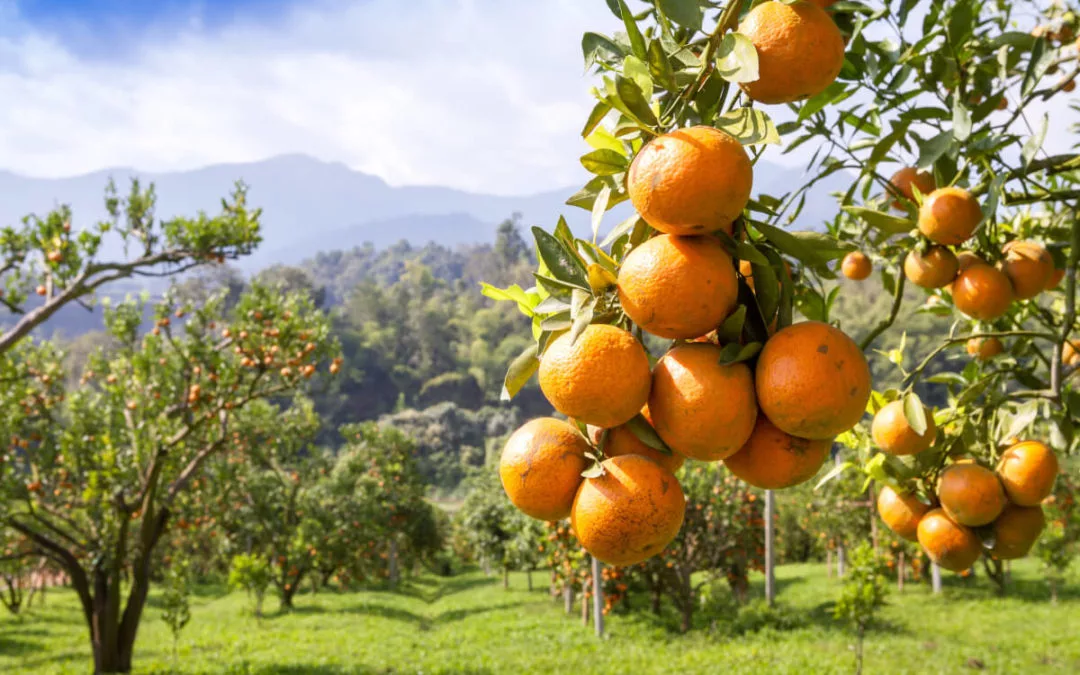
top-left (0, 153), bottom-right (854, 273)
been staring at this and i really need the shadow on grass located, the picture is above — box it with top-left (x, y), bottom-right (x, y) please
top-left (395, 574), bottom-right (497, 604)
top-left (0, 634), bottom-right (45, 658)
top-left (244, 666), bottom-right (494, 675)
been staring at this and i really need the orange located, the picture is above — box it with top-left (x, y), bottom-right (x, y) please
top-left (996, 440), bottom-right (1059, 506)
top-left (1065, 339), bottom-right (1080, 366)
top-left (937, 462), bottom-right (1007, 527)
top-left (871, 400), bottom-right (936, 456)
top-left (904, 245), bottom-right (959, 289)
top-left (1045, 267), bottom-right (1065, 290)
top-left (723, 416), bottom-right (831, 489)
top-left (627, 126), bottom-right (752, 236)
top-left (538, 324), bottom-right (651, 429)
top-left (841, 251), bottom-right (872, 280)
top-left (888, 167), bottom-right (936, 209)
top-left (877, 485), bottom-right (931, 541)
top-left (966, 336), bottom-right (1004, 361)
top-left (1000, 240), bottom-right (1054, 300)
top-left (499, 418), bottom-right (590, 521)
top-left (989, 504), bottom-right (1046, 560)
top-left (957, 251), bottom-right (988, 271)
top-left (587, 408), bottom-right (685, 474)
top-left (917, 187), bottom-right (982, 245)
top-left (617, 234), bottom-right (738, 339)
top-left (951, 265), bottom-right (1013, 321)
top-left (571, 454), bottom-right (686, 567)
top-left (917, 509), bottom-right (983, 572)
top-left (649, 343), bottom-right (758, 461)
top-left (755, 321), bottom-right (871, 439)
top-left (739, 1), bottom-right (846, 104)
top-left (807, 0), bottom-right (838, 7)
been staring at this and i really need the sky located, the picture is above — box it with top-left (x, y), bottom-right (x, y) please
top-left (0, 0), bottom-right (1075, 197)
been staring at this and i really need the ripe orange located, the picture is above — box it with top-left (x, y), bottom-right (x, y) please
top-left (723, 416), bottom-right (831, 489)
top-left (917, 187), bottom-right (982, 245)
top-left (877, 485), bottom-right (931, 541)
top-left (888, 168), bottom-right (936, 209)
top-left (989, 504), bottom-right (1046, 560)
top-left (499, 418), bottom-right (590, 521)
top-left (1000, 240), bottom-right (1054, 300)
top-left (588, 408), bottom-right (685, 474)
top-left (538, 324), bottom-right (651, 429)
top-left (871, 400), bottom-right (936, 456)
top-left (917, 508), bottom-right (983, 572)
top-left (904, 246), bottom-right (959, 289)
top-left (966, 336), bottom-right (1004, 361)
top-left (649, 343), bottom-right (758, 461)
top-left (956, 251), bottom-right (988, 272)
top-left (951, 265), bottom-right (1014, 321)
top-left (807, 0), bottom-right (838, 7)
top-left (627, 126), bottom-right (752, 236)
top-left (571, 454), bottom-right (686, 566)
top-left (617, 234), bottom-right (738, 339)
top-left (755, 321), bottom-right (871, 440)
top-left (937, 462), bottom-right (1007, 527)
top-left (1045, 267), bottom-right (1065, 290)
top-left (996, 441), bottom-right (1059, 507)
top-left (841, 251), bottom-right (872, 280)
top-left (738, 1), bottom-right (846, 104)
top-left (1065, 339), bottom-right (1080, 366)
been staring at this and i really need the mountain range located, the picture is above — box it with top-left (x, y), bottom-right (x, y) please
top-left (0, 153), bottom-right (853, 273)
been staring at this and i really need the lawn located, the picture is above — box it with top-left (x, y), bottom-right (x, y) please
top-left (2, 559), bottom-right (1077, 675)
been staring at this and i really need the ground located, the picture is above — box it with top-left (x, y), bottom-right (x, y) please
top-left (2, 560), bottom-right (1077, 674)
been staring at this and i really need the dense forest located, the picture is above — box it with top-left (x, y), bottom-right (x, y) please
top-left (39, 214), bottom-right (957, 496)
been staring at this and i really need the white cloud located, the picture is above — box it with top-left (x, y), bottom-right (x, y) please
top-left (0, 0), bottom-right (617, 195)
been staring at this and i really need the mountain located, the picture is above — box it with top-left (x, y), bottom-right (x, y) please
top-left (0, 154), bottom-right (853, 273)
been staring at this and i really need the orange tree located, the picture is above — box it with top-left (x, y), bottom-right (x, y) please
top-left (798, 0), bottom-right (1080, 584)
top-left (0, 284), bottom-right (338, 673)
top-left (0, 180), bottom-right (260, 355)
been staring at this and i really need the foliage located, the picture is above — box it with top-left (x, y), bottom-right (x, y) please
top-left (834, 542), bottom-right (890, 674)
top-left (159, 556), bottom-right (192, 660)
top-left (227, 553), bottom-right (272, 618)
top-left (1036, 466), bottom-right (1080, 601)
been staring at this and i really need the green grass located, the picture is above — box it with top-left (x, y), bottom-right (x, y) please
top-left (2, 559), bottom-right (1077, 674)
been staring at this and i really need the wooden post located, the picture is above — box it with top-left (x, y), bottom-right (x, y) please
top-left (897, 552), bottom-right (905, 592)
top-left (931, 562), bottom-right (942, 594)
top-left (837, 544), bottom-right (846, 578)
top-left (564, 585), bottom-right (574, 614)
top-left (826, 548), bottom-right (833, 578)
top-left (591, 556), bottom-right (605, 638)
top-left (764, 489), bottom-right (776, 606)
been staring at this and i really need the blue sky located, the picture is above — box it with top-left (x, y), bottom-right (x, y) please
top-left (0, 0), bottom-right (1073, 196)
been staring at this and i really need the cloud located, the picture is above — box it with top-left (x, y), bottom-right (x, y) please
top-left (0, 0), bottom-right (619, 195)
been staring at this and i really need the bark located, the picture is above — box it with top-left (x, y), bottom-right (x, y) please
top-left (502, 567), bottom-right (509, 590)
top-left (1050, 577), bottom-right (1059, 605)
top-left (678, 570), bottom-right (694, 634)
top-left (388, 539), bottom-right (399, 589)
top-left (581, 587), bottom-right (589, 626)
top-left (826, 549), bottom-right (833, 578)
top-left (527, 569), bottom-right (533, 592)
top-left (564, 584), bottom-right (574, 614)
top-left (897, 552), bottom-right (905, 592)
top-left (764, 489), bottom-right (776, 607)
top-left (651, 587), bottom-right (662, 615)
top-left (837, 545), bottom-right (846, 577)
top-left (591, 556), bottom-right (604, 638)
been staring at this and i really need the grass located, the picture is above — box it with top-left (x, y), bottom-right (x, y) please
top-left (2, 559), bottom-right (1078, 674)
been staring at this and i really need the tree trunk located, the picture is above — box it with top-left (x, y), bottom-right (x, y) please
top-left (1050, 576), bottom-right (1059, 605)
top-left (581, 586), bottom-right (589, 626)
top-left (983, 557), bottom-right (1006, 596)
top-left (679, 570), bottom-right (694, 634)
top-left (388, 539), bottom-right (399, 589)
top-left (527, 569), bottom-right (533, 592)
top-left (931, 562), bottom-right (942, 594)
top-left (826, 548), bottom-right (833, 578)
top-left (837, 545), bottom-right (846, 578)
top-left (855, 623), bottom-right (865, 675)
top-left (897, 552), bottom-right (905, 592)
top-left (869, 484), bottom-right (880, 553)
top-left (764, 489), bottom-right (776, 607)
top-left (591, 556), bottom-right (604, 638)
top-left (651, 586), bottom-right (662, 615)
top-left (564, 584), bottom-right (574, 615)
top-left (503, 566), bottom-right (509, 590)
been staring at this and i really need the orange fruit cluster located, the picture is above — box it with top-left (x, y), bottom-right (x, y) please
top-left (886, 170), bottom-right (1062, 323)
top-left (500, 125), bottom-right (871, 568)
top-left (875, 438), bottom-right (1059, 571)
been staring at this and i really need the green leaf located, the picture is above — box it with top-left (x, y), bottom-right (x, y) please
top-left (647, 39), bottom-right (678, 91)
top-left (715, 33), bottom-right (759, 84)
top-left (718, 342), bottom-right (762, 365)
top-left (532, 227), bottom-right (589, 289)
top-left (716, 305), bottom-right (747, 343)
top-left (917, 131), bottom-right (954, 171)
top-left (902, 392), bottom-right (928, 436)
top-left (624, 413), bottom-right (673, 454)
top-left (533, 296), bottom-right (571, 315)
top-left (750, 222), bottom-right (827, 269)
top-left (582, 32), bottom-right (625, 70)
top-left (591, 184), bottom-right (612, 241)
top-left (615, 0), bottom-right (647, 60)
top-left (623, 55), bottom-right (654, 98)
top-left (581, 101), bottom-right (612, 138)
top-left (580, 148), bottom-right (629, 176)
top-left (952, 98), bottom-right (972, 142)
top-left (614, 75), bottom-right (659, 127)
top-left (842, 207), bottom-right (913, 235)
top-left (601, 214), bottom-right (642, 248)
top-left (750, 258), bottom-right (779, 322)
top-left (501, 344), bottom-right (539, 401)
top-left (657, 0), bottom-right (703, 30)
top-left (815, 461), bottom-right (853, 490)
top-left (714, 108), bottom-right (780, 146)
top-left (1021, 114), bottom-right (1048, 168)
top-left (585, 126), bottom-right (626, 153)
top-left (534, 274), bottom-right (578, 300)
top-left (1021, 38), bottom-right (1052, 97)
top-left (568, 292), bottom-right (596, 345)
top-left (736, 241), bottom-right (770, 265)
top-left (566, 176), bottom-right (629, 212)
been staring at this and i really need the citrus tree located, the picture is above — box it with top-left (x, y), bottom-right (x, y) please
top-left (0, 283), bottom-right (339, 672)
top-left (1, 180), bottom-right (260, 355)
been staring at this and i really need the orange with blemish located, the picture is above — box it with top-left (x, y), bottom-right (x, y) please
top-left (877, 485), bottom-right (931, 541)
top-left (917, 508), bottom-right (983, 572)
top-left (937, 462), bottom-right (1007, 527)
top-left (996, 441), bottom-right (1059, 507)
top-left (499, 418), bottom-right (590, 521)
top-left (723, 416), bottom-right (831, 489)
